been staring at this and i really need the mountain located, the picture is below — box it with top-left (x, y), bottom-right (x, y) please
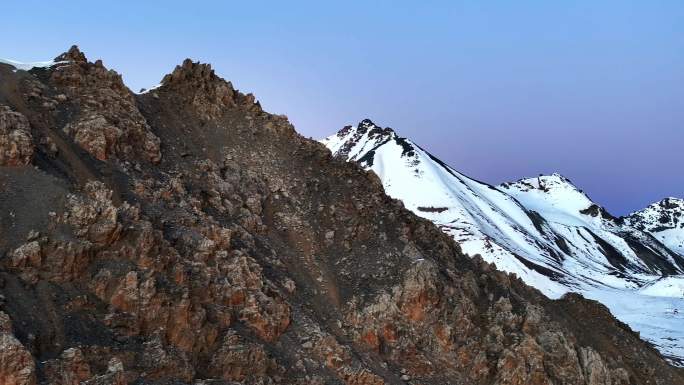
top-left (323, 119), bottom-right (684, 365)
top-left (1, 48), bottom-right (683, 384)
top-left (625, 198), bottom-right (684, 257)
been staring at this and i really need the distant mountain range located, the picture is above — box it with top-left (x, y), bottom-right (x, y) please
top-left (323, 119), bottom-right (684, 364)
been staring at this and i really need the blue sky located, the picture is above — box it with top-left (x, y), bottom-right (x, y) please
top-left (2, 0), bottom-right (682, 214)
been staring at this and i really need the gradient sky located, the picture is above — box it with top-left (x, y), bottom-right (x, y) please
top-left (2, 1), bottom-right (682, 214)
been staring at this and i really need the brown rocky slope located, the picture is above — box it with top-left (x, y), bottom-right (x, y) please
top-left (0, 46), bottom-right (682, 385)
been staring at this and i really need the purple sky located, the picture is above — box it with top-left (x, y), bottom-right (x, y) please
top-left (2, 1), bottom-right (682, 214)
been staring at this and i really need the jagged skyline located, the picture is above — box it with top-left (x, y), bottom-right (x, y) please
top-left (2, 0), bottom-right (682, 214)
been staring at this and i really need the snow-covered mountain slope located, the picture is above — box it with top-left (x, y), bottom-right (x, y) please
top-left (325, 120), bottom-right (572, 295)
top-left (322, 119), bottom-right (684, 365)
top-left (323, 120), bottom-right (684, 293)
top-left (625, 198), bottom-right (684, 257)
top-left (501, 175), bottom-right (684, 279)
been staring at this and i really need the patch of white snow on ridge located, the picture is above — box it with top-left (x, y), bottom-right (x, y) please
top-left (137, 83), bottom-right (162, 95)
top-left (0, 58), bottom-right (64, 71)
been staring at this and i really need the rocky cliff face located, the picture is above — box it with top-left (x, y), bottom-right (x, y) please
top-left (0, 47), bottom-right (682, 385)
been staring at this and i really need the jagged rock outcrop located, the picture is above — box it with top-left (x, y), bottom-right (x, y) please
top-left (51, 46), bottom-right (161, 163)
top-left (0, 46), bottom-right (682, 385)
top-left (0, 312), bottom-right (36, 385)
top-left (159, 59), bottom-right (261, 122)
top-left (0, 106), bottom-right (33, 166)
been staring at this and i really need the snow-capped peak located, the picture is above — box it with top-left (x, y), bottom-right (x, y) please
top-left (322, 120), bottom-right (684, 364)
top-left (499, 173), bottom-right (616, 227)
top-left (627, 198), bottom-right (684, 230)
top-left (500, 173), bottom-right (592, 206)
top-left (625, 197), bottom-right (684, 257)
top-left (322, 119), bottom-right (414, 166)
top-left (502, 173), bottom-right (580, 192)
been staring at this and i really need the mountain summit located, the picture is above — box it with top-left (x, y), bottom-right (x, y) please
top-left (625, 198), bottom-right (684, 256)
top-left (324, 120), bottom-right (684, 365)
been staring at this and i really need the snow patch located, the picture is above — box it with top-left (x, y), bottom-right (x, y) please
top-left (0, 58), bottom-right (65, 72)
top-left (640, 276), bottom-right (684, 298)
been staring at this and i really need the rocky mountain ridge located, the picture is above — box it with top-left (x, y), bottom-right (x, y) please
top-left (0, 47), bottom-right (683, 384)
